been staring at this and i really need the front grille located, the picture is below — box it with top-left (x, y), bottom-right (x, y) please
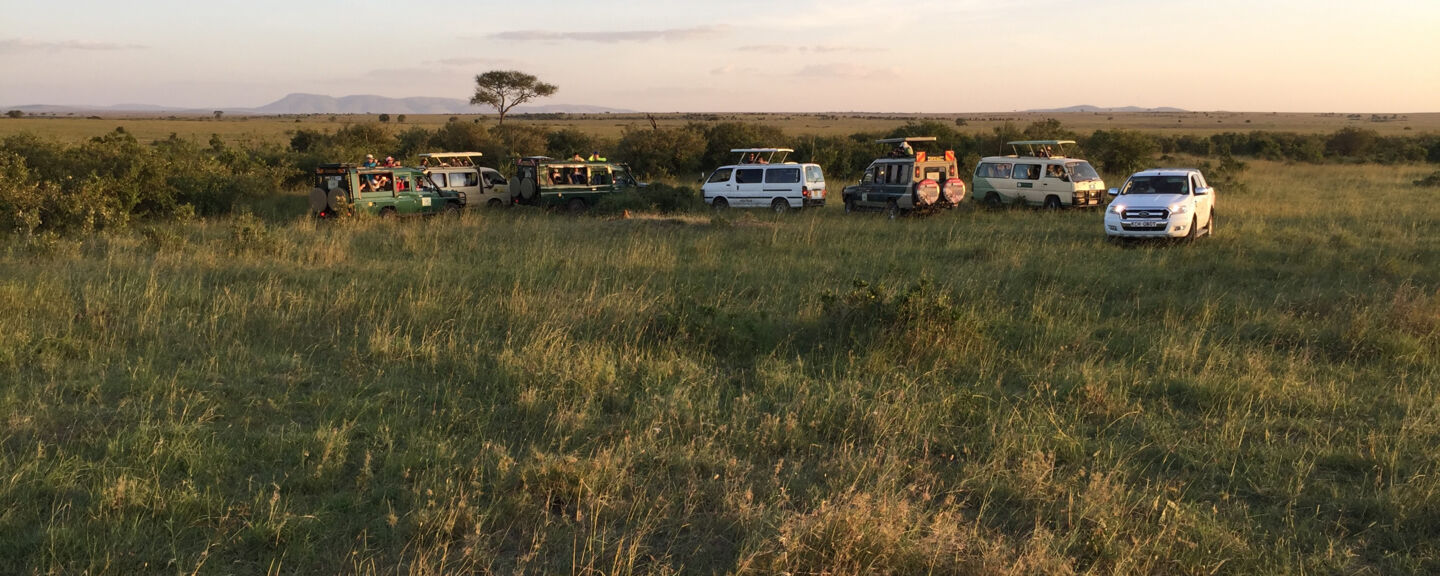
top-left (1122, 208), bottom-right (1169, 219)
top-left (1121, 223), bottom-right (1168, 231)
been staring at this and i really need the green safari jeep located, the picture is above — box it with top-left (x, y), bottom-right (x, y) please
top-left (309, 163), bottom-right (465, 218)
top-left (512, 156), bottom-right (641, 212)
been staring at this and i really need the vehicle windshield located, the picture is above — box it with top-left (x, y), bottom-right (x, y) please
top-left (1066, 162), bottom-right (1101, 182)
top-left (1121, 175), bottom-right (1191, 195)
top-left (417, 174), bottom-right (439, 191)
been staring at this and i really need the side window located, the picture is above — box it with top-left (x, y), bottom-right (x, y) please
top-left (488, 172), bottom-right (507, 186)
top-left (707, 168), bottom-right (734, 184)
top-left (459, 172), bottom-right (479, 187)
top-left (1014, 164), bottom-right (1041, 180)
top-left (764, 167), bottom-right (801, 184)
top-left (1044, 164), bottom-right (1067, 180)
top-left (976, 162), bottom-right (1014, 179)
top-left (430, 173), bottom-right (447, 188)
top-left (899, 164), bottom-right (912, 184)
top-left (735, 168), bottom-right (764, 184)
top-left (395, 174), bottom-right (412, 192)
top-left (1191, 174), bottom-right (1205, 191)
top-left (590, 166), bottom-right (611, 186)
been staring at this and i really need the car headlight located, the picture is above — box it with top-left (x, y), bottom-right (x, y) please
top-left (1108, 203), bottom-right (1124, 215)
top-left (1169, 203), bottom-right (1191, 216)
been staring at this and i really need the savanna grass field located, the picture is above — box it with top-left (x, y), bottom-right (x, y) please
top-left (2, 113), bottom-right (1439, 575)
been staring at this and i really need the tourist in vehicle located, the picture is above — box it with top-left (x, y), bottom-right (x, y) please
top-left (382, 156), bottom-right (398, 167)
top-left (363, 154), bottom-right (377, 168)
top-left (588, 150), bottom-right (606, 162)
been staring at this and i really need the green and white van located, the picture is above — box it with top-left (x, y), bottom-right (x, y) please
top-left (419, 152), bottom-right (512, 209)
top-left (973, 140), bottom-right (1105, 209)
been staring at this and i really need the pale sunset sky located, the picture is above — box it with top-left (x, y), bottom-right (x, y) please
top-left (3, 0), bottom-right (1437, 112)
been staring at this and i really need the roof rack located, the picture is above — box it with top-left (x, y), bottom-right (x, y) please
top-left (418, 152), bottom-right (483, 167)
top-left (1005, 140), bottom-right (1077, 158)
top-left (731, 148), bottom-right (793, 164)
top-left (876, 137), bottom-right (938, 144)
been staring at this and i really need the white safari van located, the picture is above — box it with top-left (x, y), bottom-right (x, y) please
top-left (702, 148), bottom-right (826, 213)
top-left (419, 152), bottom-right (512, 208)
top-left (973, 140), bottom-right (1105, 209)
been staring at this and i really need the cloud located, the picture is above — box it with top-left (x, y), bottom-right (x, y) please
top-left (487, 25), bottom-right (727, 44)
top-left (0, 39), bottom-right (146, 54)
top-left (737, 44), bottom-right (885, 54)
top-left (430, 57), bottom-right (517, 68)
top-left (793, 63), bottom-right (898, 80)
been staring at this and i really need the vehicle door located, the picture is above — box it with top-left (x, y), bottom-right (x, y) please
top-left (612, 166), bottom-right (638, 190)
top-left (733, 167), bottom-right (765, 207)
top-left (481, 168), bottom-right (510, 203)
top-left (704, 167), bottom-right (734, 201)
top-left (1040, 161), bottom-right (1071, 202)
top-left (881, 162), bottom-right (913, 207)
top-left (857, 164), bottom-right (884, 207)
top-left (1192, 173), bottom-right (1214, 227)
top-left (391, 172), bottom-right (426, 214)
top-left (1012, 163), bottom-right (1042, 204)
top-left (804, 164), bottom-right (826, 202)
top-left (764, 166), bottom-right (802, 207)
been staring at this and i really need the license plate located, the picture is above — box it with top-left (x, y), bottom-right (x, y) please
top-left (1126, 221), bottom-right (1164, 228)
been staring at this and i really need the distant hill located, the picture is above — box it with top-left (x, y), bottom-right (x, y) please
top-left (1026, 105), bottom-right (1188, 113)
top-left (4, 94), bottom-right (633, 115)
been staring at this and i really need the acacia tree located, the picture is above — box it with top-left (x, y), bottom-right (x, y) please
top-left (469, 70), bottom-right (557, 125)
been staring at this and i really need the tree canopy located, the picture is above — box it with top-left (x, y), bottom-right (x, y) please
top-left (469, 70), bottom-right (558, 125)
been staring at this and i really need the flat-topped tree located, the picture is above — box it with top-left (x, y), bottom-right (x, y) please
top-left (470, 70), bottom-right (557, 126)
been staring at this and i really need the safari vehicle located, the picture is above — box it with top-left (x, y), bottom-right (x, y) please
top-left (972, 140), bottom-right (1106, 209)
top-left (841, 137), bottom-right (967, 219)
top-left (511, 156), bottom-right (640, 212)
top-left (419, 152), bottom-right (511, 208)
top-left (701, 148), bottom-right (826, 213)
top-left (1104, 168), bottom-right (1216, 241)
top-left (309, 164), bottom-right (464, 218)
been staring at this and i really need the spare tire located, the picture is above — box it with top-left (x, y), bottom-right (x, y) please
top-left (914, 179), bottom-right (940, 207)
top-left (309, 188), bottom-right (329, 213)
top-left (942, 178), bottom-right (967, 204)
top-left (328, 189), bottom-right (348, 214)
top-left (518, 177), bottom-right (538, 201)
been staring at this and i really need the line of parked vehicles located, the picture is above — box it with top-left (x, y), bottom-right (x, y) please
top-left (307, 138), bottom-right (1216, 242)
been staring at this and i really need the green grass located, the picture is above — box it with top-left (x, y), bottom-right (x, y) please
top-left (1, 162), bottom-right (1438, 574)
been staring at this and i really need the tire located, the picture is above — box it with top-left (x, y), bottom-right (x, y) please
top-left (567, 198), bottom-right (587, 214)
top-left (1186, 216), bottom-right (1199, 241)
top-left (843, 197), bottom-right (855, 214)
top-left (712, 197), bottom-right (729, 210)
top-left (771, 198), bottom-right (789, 214)
top-left (308, 187), bottom-right (329, 214)
top-left (379, 207), bottom-right (397, 219)
top-left (886, 201), bottom-right (900, 220)
top-left (518, 177), bottom-right (538, 201)
top-left (487, 198), bottom-right (503, 209)
top-left (984, 192), bottom-right (1002, 207)
top-left (1043, 195), bottom-right (1062, 210)
top-left (443, 202), bottom-right (461, 216)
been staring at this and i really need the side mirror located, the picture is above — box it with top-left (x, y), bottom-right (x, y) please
top-left (1195, 186), bottom-right (1212, 196)
top-left (1107, 188), bottom-right (1119, 197)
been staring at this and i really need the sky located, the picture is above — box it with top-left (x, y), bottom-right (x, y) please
top-left (2, 0), bottom-right (1438, 112)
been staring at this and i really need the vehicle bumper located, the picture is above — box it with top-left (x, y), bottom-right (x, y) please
top-left (1104, 214), bottom-right (1193, 238)
top-left (803, 198), bottom-right (826, 208)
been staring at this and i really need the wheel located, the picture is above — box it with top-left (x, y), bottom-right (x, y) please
top-left (771, 198), bottom-right (789, 214)
top-left (886, 201), bottom-right (900, 220)
top-left (1043, 195), bottom-right (1062, 210)
top-left (443, 201), bottom-right (461, 216)
top-left (1206, 210), bottom-right (1216, 237)
top-left (712, 197), bottom-right (729, 210)
top-left (1186, 216), bottom-right (1199, 240)
top-left (567, 198), bottom-right (587, 214)
top-left (379, 207), bottom-right (397, 219)
top-left (518, 177), bottom-right (538, 201)
top-left (308, 187), bottom-right (329, 214)
top-left (487, 198), bottom-right (503, 209)
top-left (843, 197), bottom-right (855, 214)
top-left (984, 192), bottom-right (1002, 207)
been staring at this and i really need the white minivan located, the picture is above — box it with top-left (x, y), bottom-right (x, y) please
top-left (702, 148), bottom-right (826, 213)
top-left (419, 152), bottom-right (512, 208)
top-left (972, 140), bottom-right (1106, 209)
